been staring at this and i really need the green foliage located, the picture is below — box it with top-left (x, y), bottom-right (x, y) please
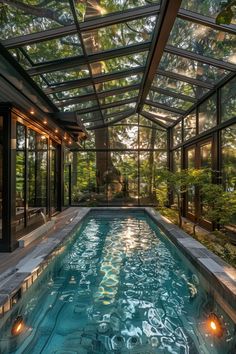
top-left (158, 168), bottom-right (211, 227)
top-left (216, 1), bottom-right (236, 24)
top-left (200, 184), bottom-right (236, 226)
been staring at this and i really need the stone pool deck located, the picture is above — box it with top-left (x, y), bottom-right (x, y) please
top-left (0, 207), bottom-right (236, 324)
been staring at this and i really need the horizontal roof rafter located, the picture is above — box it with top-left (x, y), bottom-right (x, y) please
top-left (156, 69), bottom-right (214, 89)
top-left (145, 99), bottom-right (185, 114)
top-left (150, 86), bottom-right (196, 102)
top-left (55, 84), bottom-right (140, 107)
top-left (87, 109), bottom-right (136, 130)
top-left (165, 45), bottom-right (236, 71)
top-left (140, 111), bottom-right (168, 128)
top-left (44, 66), bottom-right (144, 94)
top-left (178, 9), bottom-right (236, 35)
top-left (27, 42), bottom-right (150, 76)
top-left (54, 97), bottom-right (136, 118)
top-left (1, 4), bottom-right (160, 49)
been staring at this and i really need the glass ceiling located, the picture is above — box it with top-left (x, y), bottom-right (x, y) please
top-left (0, 0), bottom-right (235, 130)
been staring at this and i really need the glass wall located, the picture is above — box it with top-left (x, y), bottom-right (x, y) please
top-left (172, 121), bottom-right (182, 147)
top-left (221, 77), bottom-right (236, 122)
top-left (172, 76), bottom-right (235, 148)
top-left (199, 94), bottom-right (217, 133)
top-left (71, 115), bottom-right (167, 206)
top-left (15, 122), bottom-right (50, 237)
top-left (50, 141), bottom-right (59, 214)
top-left (28, 129), bottom-right (48, 217)
top-left (183, 110), bottom-right (196, 141)
top-left (0, 116), bottom-right (2, 240)
top-left (16, 124), bottom-right (26, 233)
top-left (221, 125), bottom-right (236, 193)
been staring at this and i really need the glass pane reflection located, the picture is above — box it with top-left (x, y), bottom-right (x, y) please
top-left (76, 0), bottom-right (160, 22)
top-left (148, 90), bottom-right (193, 111)
top-left (0, 1), bottom-right (74, 40)
top-left (22, 35), bottom-right (82, 64)
top-left (169, 18), bottom-right (236, 64)
top-left (82, 17), bottom-right (156, 54)
top-left (152, 75), bottom-right (209, 99)
top-left (221, 77), bottom-right (236, 122)
top-left (183, 111), bottom-right (196, 141)
top-left (199, 94), bottom-right (217, 133)
top-left (181, 0), bottom-right (236, 24)
top-left (160, 53), bottom-right (229, 84)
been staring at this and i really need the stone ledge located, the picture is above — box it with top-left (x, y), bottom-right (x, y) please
top-left (145, 208), bottom-right (236, 317)
top-left (0, 208), bottom-right (90, 321)
top-left (18, 220), bottom-right (55, 248)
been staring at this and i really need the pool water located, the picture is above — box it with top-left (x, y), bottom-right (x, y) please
top-left (0, 211), bottom-right (236, 353)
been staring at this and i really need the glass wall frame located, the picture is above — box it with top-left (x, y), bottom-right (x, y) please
top-left (170, 75), bottom-right (236, 229)
top-left (0, 104), bottom-right (63, 251)
top-left (71, 115), bottom-right (167, 206)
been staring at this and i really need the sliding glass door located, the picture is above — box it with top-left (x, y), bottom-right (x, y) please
top-left (185, 138), bottom-right (212, 223)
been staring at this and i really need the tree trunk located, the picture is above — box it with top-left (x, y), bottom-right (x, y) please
top-left (84, 0), bottom-right (121, 191)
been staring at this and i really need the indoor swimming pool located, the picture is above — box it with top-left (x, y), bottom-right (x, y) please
top-left (0, 211), bottom-right (235, 353)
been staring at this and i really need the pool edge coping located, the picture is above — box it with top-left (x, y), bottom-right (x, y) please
top-left (0, 207), bottom-right (90, 318)
top-left (0, 206), bottom-right (236, 323)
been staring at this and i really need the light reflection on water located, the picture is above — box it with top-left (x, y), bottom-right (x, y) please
top-left (0, 213), bottom-right (235, 354)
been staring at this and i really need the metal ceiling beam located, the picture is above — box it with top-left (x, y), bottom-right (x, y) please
top-left (165, 45), bottom-right (236, 71)
top-left (81, 4), bottom-right (160, 31)
top-left (140, 111), bottom-right (168, 129)
top-left (87, 109), bottom-right (136, 130)
top-left (136, 0), bottom-right (182, 112)
top-left (55, 94), bottom-right (97, 107)
top-left (141, 110), bottom-right (178, 124)
top-left (1, 25), bottom-right (77, 49)
top-left (53, 97), bottom-right (136, 120)
top-left (44, 67), bottom-right (144, 94)
top-left (55, 84), bottom-right (139, 107)
top-left (150, 86), bottom-right (196, 103)
top-left (178, 9), bottom-right (236, 35)
top-left (145, 100), bottom-right (185, 115)
top-left (2, 4), bottom-right (160, 49)
top-left (100, 97), bottom-right (136, 111)
top-left (156, 69), bottom-right (214, 89)
top-left (27, 42), bottom-right (150, 76)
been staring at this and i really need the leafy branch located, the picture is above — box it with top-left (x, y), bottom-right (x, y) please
top-left (216, 0), bottom-right (236, 25)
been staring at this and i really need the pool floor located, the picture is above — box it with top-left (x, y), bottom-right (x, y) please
top-left (0, 212), bottom-right (235, 353)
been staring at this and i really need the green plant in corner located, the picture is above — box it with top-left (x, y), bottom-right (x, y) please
top-left (157, 169), bottom-right (209, 229)
top-left (200, 184), bottom-right (236, 230)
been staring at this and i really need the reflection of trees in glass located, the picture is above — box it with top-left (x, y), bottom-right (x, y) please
top-left (183, 111), bottom-right (196, 141)
top-left (169, 18), bottom-right (235, 64)
top-left (71, 152), bottom-right (96, 204)
top-left (110, 152), bottom-right (138, 202)
top-left (173, 121), bottom-right (182, 147)
top-left (199, 94), bottom-right (217, 133)
top-left (160, 53), bottom-right (227, 86)
top-left (16, 124), bottom-right (26, 211)
top-left (222, 125), bottom-right (236, 193)
top-left (28, 130), bottom-right (48, 211)
top-left (221, 77), bottom-right (236, 122)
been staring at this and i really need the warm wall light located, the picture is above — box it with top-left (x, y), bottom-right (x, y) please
top-left (64, 136), bottom-right (67, 140)
top-left (55, 128), bottom-right (58, 133)
top-left (11, 316), bottom-right (25, 336)
top-left (69, 140), bottom-right (72, 145)
top-left (207, 313), bottom-right (223, 337)
top-left (30, 110), bottom-right (35, 115)
top-left (43, 119), bottom-right (47, 125)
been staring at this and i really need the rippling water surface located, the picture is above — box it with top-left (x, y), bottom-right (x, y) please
top-left (1, 212), bottom-right (235, 354)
